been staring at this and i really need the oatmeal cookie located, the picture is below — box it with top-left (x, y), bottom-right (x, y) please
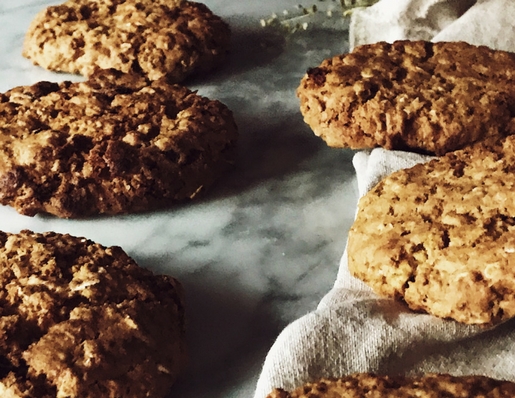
top-left (267, 373), bottom-right (515, 398)
top-left (0, 69), bottom-right (238, 218)
top-left (348, 135), bottom-right (515, 325)
top-left (298, 40), bottom-right (515, 155)
top-left (22, 0), bottom-right (231, 82)
top-left (0, 230), bottom-right (185, 397)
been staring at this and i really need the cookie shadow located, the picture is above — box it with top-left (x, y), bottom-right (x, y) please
top-left (187, 17), bottom-right (287, 85)
top-left (207, 113), bottom-right (335, 203)
top-left (184, 25), bottom-right (354, 200)
top-left (132, 254), bottom-right (283, 398)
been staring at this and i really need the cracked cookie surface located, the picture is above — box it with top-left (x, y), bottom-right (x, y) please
top-left (0, 69), bottom-right (238, 218)
top-left (348, 135), bottom-right (515, 325)
top-left (0, 230), bottom-right (186, 397)
top-left (23, 0), bottom-right (231, 82)
top-left (298, 40), bottom-right (515, 155)
top-left (267, 373), bottom-right (515, 398)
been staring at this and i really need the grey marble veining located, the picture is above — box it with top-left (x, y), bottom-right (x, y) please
top-left (0, 1), bottom-right (358, 397)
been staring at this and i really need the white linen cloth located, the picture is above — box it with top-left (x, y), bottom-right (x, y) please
top-left (349, 0), bottom-right (475, 49)
top-left (254, 1), bottom-right (515, 396)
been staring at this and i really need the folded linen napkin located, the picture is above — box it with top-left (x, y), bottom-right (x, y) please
top-left (254, 1), bottom-right (515, 396)
top-left (349, 0), bottom-right (476, 49)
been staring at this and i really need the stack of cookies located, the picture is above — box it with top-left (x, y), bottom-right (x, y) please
top-left (290, 40), bottom-right (515, 396)
top-left (0, 0), bottom-right (238, 396)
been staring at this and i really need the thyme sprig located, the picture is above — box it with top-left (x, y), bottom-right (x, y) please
top-left (260, 0), bottom-right (380, 33)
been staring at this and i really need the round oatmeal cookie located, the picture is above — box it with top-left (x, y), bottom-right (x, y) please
top-left (22, 0), bottom-right (231, 82)
top-left (348, 135), bottom-right (515, 325)
top-left (0, 230), bottom-right (186, 398)
top-left (298, 40), bottom-right (515, 155)
top-left (267, 373), bottom-right (515, 398)
top-left (0, 69), bottom-right (238, 218)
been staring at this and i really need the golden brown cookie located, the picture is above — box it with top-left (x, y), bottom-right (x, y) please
top-left (0, 69), bottom-right (238, 218)
top-left (298, 40), bottom-right (515, 155)
top-left (347, 135), bottom-right (515, 325)
top-left (0, 230), bottom-right (185, 397)
top-left (267, 373), bottom-right (515, 398)
top-left (22, 0), bottom-right (231, 82)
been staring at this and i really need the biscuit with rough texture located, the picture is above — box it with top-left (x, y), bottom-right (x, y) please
top-left (267, 373), bottom-right (515, 398)
top-left (23, 0), bottom-right (230, 82)
top-left (348, 135), bottom-right (515, 325)
top-left (298, 40), bottom-right (515, 155)
top-left (0, 69), bottom-right (238, 218)
top-left (0, 230), bottom-right (185, 397)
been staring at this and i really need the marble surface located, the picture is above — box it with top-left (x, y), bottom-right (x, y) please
top-left (0, 1), bottom-right (359, 397)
